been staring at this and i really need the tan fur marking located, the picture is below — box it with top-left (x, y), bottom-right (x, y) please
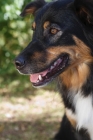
top-left (32, 22), bottom-right (36, 29)
top-left (31, 52), bottom-right (47, 68)
top-left (60, 64), bottom-right (90, 89)
top-left (43, 21), bottom-right (50, 29)
top-left (32, 52), bottom-right (43, 59)
top-left (66, 109), bottom-right (77, 128)
top-left (67, 115), bottom-right (76, 128)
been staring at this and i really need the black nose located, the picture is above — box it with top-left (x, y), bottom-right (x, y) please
top-left (15, 56), bottom-right (25, 69)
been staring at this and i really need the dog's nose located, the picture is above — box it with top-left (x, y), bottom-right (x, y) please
top-left (15, 57), bottom-right (25, 69)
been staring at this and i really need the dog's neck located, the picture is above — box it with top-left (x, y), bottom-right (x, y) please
top-left (58, 63), bottom-right (93, 140)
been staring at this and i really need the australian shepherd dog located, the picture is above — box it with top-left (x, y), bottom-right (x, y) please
top-left (15, 0), bottom-right (93, 139)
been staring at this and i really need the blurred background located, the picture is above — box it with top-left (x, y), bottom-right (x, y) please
top-left (0, 0), bottom-right (64, 139)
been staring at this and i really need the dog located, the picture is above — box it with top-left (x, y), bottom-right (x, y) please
top-left (15, 0), bottom-right (93, 139)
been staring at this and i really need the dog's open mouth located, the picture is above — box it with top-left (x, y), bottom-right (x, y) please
top-left (30, 54), bottom-right (69, 87)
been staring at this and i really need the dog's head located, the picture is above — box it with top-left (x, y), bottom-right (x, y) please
top-left (15, 0), bottom-right (93, 88)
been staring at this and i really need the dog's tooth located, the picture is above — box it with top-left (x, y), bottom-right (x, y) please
top-left (38, 75), bottom-right (42, 81)
top-left (36, 80), bottom-right (39, 83)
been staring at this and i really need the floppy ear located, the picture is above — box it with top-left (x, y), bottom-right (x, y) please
top-left (20, 0), bottom-right (46, 17)
top-left (74, 0), bottom-right (93, 25)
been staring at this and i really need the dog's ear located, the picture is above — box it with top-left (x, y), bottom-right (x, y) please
top-left (20, 0), bottom-right (46, 17)
top-left (74, 0), bottom-right (93, 25)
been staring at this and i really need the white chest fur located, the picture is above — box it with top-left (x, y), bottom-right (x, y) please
top-left (74, 92), bottom-right (93, 140)
top-left (66, 91), bottom-right (93, 140)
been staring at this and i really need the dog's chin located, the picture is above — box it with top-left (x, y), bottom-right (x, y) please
top-left (30, 54), bottom-right (69, 88)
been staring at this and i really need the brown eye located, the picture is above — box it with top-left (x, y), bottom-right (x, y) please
top-left (50, 28), bottom-right (58, 35)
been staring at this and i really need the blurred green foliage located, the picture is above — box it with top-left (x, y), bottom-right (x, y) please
top-left (0, 0), bottom-right (33, 76)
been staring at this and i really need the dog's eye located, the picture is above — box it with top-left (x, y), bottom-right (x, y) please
top-left (50, 28), bottom-right (59, 35)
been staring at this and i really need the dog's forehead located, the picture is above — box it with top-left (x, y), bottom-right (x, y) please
top-left (34, 0), bottom-right (72, 23)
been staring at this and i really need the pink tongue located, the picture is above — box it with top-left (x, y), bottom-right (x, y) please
top-left (30, 69), bottom-right (49, 83)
